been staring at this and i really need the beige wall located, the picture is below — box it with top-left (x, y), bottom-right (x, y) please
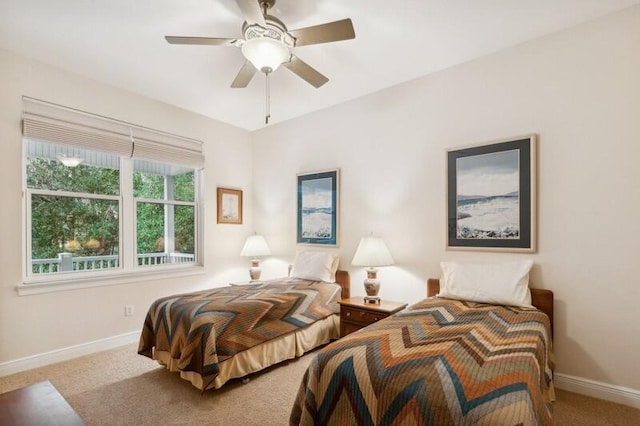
top-left (252, 6), bottom-right (640, 392)
top-left (0, 48), bottom-right (254, 363)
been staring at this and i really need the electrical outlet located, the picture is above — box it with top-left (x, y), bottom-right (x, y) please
top-left (124, 305), bottom-right (134, 317)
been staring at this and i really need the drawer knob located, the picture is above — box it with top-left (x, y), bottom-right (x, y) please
top-left (346, 312), bottom-right (350, 317)
top-left (373, 317), bottom-right (378, 321)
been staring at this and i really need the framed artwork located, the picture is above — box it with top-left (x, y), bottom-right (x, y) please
top-left (297, 169), bottom-right (339, 246)
top-left (217, 187), bottom-right (243, 224)
top-left (447, 135), bottom-right (537, 252)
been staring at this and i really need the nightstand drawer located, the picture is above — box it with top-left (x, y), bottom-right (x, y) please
top-left (338, 297), bottom-right (407, 337)
top-left (340, 306), bottom-right (385, 326)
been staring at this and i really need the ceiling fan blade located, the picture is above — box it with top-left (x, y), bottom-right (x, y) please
top-left (282, 55), bottom-right (329, 88)
top-left (165, 36), bottom-right (238, 46)
top-left (231, 61), bottom-right (257, 88)
top-left (289, 18), bottom-right (355, 47)
top-left (235, 0), bottom-right (266, 27)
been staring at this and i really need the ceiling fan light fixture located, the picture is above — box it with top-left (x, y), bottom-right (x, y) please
top-left (241, 37), bottom-right (290, 73)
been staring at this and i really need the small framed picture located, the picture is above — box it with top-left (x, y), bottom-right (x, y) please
top-left (447, 135), bottom-right (537, 252)
top-left (297, 169), bottom-right (339, 246)
top-left (217, 187), bottom-right (243, 224)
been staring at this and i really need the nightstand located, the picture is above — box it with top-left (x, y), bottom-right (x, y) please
top-left (338, 297), bottom-right (407, 337)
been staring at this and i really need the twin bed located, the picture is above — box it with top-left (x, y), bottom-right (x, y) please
top-left (138, 269), bottom-right (350, 390)
top-left (138, 258), bottom-right (554, 425)
top-left (290, 264), bottom-right (555, 425)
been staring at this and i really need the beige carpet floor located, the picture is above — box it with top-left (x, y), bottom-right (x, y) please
top-left (1, 343), bottom-right (639, 425)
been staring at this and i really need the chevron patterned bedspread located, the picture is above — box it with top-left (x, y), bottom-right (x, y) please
top-left (138, 278), bottom-right (341, 390)
top-left (290, 297), bottom-right (554, 426)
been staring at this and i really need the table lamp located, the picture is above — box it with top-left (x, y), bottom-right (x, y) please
top-left (351, 235), bottom-right (394, 304)
top-left (240, 234), bottom-right (271, 281)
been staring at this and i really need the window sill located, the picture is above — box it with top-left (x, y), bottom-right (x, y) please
top-left (18, 264), bottom-right (206, 296)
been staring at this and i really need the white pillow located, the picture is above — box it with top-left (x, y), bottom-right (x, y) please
top-left (438, 260), bottom-right (533, 308)
top-left (290, 251), bottom-right (340, 283)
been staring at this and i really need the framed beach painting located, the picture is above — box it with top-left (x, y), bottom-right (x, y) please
top-left (217, 187), bottom-right (243, 224)
top-left (297, 169), bottom-right (339, 246)
top-left (447, 135), bottom-right (537, 252)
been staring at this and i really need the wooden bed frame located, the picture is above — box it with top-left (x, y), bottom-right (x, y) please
top-left (427, 278), bottom-right (554, 338)
top-left (335, 270), bottom-right (351, 299)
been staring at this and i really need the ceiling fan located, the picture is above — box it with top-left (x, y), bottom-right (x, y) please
top-left (165, 0), bottom-right (356, 89)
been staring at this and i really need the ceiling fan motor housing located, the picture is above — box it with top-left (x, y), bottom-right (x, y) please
top-left (242, 16), bottom-right (294, 47)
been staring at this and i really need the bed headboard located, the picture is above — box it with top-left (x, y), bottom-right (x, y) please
top-left (426, 278), bottom-right (554, 338)
top-left (335, 270), bottom-right (350, 299)
top-left (287, 265), bottom-right (350, 300)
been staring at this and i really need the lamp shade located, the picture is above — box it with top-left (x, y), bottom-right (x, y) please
top-left (351, 236), bottom-right (394, 267)
top-left (241, 38), bottom-right (290, 73)
top-left (240, 234), bottom-right (271, 257)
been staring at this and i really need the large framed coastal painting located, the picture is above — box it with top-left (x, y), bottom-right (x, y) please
top-left (447, 135), bottom-right (537, 252)
top-left (297, 169), bottom-right (339, 246)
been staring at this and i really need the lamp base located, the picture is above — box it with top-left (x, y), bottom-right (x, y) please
top-left (363, 268), bottom-right (381, 304)
top-left (249, 258), bottom-right (262, 281)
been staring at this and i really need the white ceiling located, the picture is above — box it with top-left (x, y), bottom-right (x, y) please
top-left (1, 0), bottom-right (639, 131)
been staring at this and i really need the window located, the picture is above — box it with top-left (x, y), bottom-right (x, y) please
top-left (133, 160), bottom-right (196, 267)
top-left (22, 97), bottom-right (204, 288)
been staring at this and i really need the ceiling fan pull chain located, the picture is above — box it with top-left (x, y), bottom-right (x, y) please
top-left (129, 128), bottom-right (135, 158)
top-left (265, 71), bottom-right (271, 124)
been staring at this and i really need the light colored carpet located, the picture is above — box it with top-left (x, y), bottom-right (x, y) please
top-left (1, 344), bottom-right (639, 425)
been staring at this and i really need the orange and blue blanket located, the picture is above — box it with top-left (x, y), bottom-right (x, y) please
top-left (138, 278), bottom-right (340, 390)
top-left (291, 297), bottom-right (554, 425)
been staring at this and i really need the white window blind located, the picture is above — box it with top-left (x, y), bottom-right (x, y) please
top-left (22, 97), bottom-right (204, 168)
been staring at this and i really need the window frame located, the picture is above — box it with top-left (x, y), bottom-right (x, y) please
top-left (17, 97), bottom-right (205, 295)
top-left (20, 136), bottom-right (204, 296)
top-left (25, 188), bottom-right (123, 275)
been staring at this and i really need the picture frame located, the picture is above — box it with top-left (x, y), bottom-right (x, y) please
top-left (297, 169), bottom-right (339, 246)
top-left (447, 135), bottom-right (537, 252)
top-left (217, 187), bottom-right (243, 224)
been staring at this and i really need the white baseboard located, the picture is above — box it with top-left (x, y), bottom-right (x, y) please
top-left (2, 336), bottom-right (639, 412)
top-left (555, 373), bottom-right (640, 410)
top-left (0, 331), bottom-right (140, 377)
